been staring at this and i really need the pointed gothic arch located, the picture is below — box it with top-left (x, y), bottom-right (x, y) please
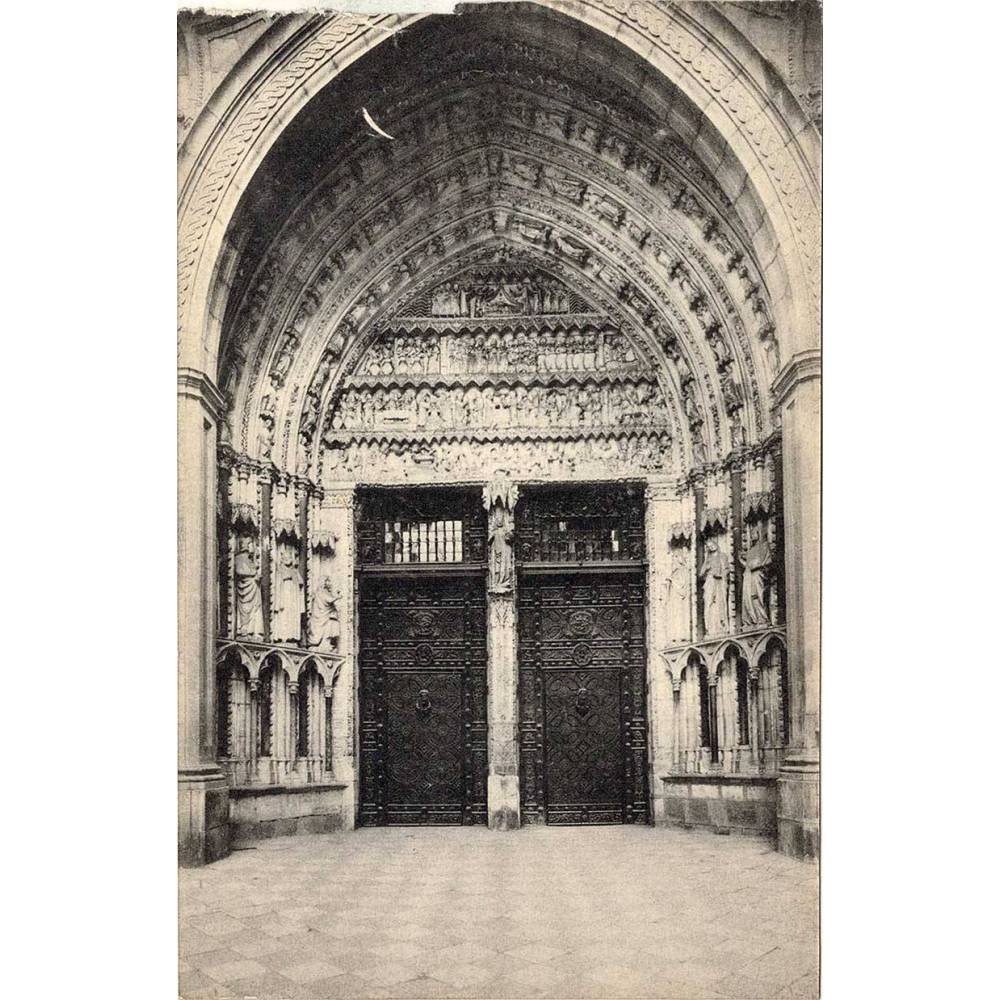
top-left (178, 2), bottom-right (821, 865)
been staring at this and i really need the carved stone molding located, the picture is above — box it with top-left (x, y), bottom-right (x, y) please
top-left (216, 637), bottom-right (345, 691)
top-left (660, 625), bottom-right (786, 679)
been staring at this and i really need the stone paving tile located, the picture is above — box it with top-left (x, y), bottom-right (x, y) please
top-left (199, 957), bottom-right (270, 982)
top-left (180, 826), bottom-right (817, 1000)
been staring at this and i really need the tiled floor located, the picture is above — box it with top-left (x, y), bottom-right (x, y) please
top-left (179, 826), bottom-right (818, 1000)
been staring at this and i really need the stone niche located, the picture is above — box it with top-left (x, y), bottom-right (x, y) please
top-left (228, 783), bottom-right (349, 845)
top-left (660, 774), bottom-right (777, 840)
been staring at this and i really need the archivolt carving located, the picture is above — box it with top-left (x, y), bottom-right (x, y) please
top-left (277, 205), bottom-right (730, 476)
top-left (222, 95), bottom-right (772, 459)
top-left (178, 13), bottom-right (375, 335)
top-left (200, 8), bottom-right (819, 494)
top-left (182, 4), bottom-right (820, 445)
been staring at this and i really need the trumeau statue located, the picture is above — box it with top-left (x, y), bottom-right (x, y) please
top-left (484, 478), bottom-right (518, 594)
top-left (271, 539), bottom-right (304, 642)
top-left (234, 535), bottom-right (264, 640)
top-left (740, 521), bottom-right (772, 626)
top-left (487, 504), bottom-right (516, 593)
top-left (308, 575), bottom-right (341, 651)
top-left (700, 535), bottom-right (730, 636)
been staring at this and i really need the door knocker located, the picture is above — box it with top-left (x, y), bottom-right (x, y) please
top-left (415, 688), bottom-right (432, 713)
top-left (574, 686), bottom-right (591, 717)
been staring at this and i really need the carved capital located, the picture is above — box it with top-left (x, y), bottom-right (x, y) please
top-left (177, 366), bottom-right (226, 422)
top-left (772, 349), bottom-right (821, 407)
top-left (324, 487), bottom-right (356, 510)
top-left (644, 478), bottom-right (675, 504)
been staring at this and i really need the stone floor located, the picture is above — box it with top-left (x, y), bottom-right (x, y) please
top-left (179, 826), bottom-right (818, 1000)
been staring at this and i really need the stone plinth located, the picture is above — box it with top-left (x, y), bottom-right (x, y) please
top-left (778, 752), bottom-right (819, 860)
top-left (660, 773), bottom-right (777, 840)
top-left (229, 782), bottom-right (348, 844)
top-left (179, 768), bottom-right (230, 866)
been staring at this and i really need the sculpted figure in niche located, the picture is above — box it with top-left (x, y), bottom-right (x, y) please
top-left (740, 521), bottom-right (772, 626)
top-left (309, 575), bottom-right (341, 651)
top-left (700, 535), bottom-right (730, 636)
top-left (666, 545), bottom-right (691, 642)
top-left (272, 538), bottom-right (304, 643)
top-left (234, 535), bottom-right (264, 640)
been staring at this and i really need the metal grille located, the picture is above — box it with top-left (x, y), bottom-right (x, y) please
top-left (516, 483), bottom-right (646, 563)
top-left (357, 487), bottom-right (486, 565)
top-left (382, 518), bottom-right (464, 563)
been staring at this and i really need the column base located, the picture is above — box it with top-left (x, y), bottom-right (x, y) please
top-left (333, 761), bottom-right (357, 831)
top-left (488, 774), bottom-right (520, 830)
top-left (777, 752), bottom-right (820, 860)
top-left (178, 767), bottom-right (230, 867)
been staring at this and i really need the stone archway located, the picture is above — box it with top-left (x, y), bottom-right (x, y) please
top-left (178, 2), bottom-right (820, 864)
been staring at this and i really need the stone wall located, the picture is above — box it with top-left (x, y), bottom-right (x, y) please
top-left (660, 774), bottom-right (777, 840)
top-left (229, 783), bottom-right (347, 845)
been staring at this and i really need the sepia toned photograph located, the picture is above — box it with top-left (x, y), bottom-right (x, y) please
top-left (177, 2), bottom-right (821, 997)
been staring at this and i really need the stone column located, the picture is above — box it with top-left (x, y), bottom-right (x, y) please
top-left (483, 479), bottom-right (520, 830)
top-left (177, 368), bottom-right (230, 866)
top-left (773, 350), bottom-right (821, 859)
top-left (644, 478), bottom-right (681, 824)
top-left (317, 484), bottom-right (357, 829)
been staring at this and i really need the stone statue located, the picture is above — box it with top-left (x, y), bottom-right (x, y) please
top-left (699, 535), bottom-right (730, 635)
top-left (487, 505), bottom-right (516, 593)
top-left (665, 543), bottom-right (691, 642)
top-left (484, 479), bottom-right (519, 594)
top-left (272, 538), bottom-right (304, 642)
top-left (308, 575), bottom-right (341, 651)
top-left (740, 522), bottom-right (772, 626)
top-left (234, 535), bottom-right (264, 640)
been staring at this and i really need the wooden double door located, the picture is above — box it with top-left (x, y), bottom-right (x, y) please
top-left (358, 569), bottom-right (649, 826)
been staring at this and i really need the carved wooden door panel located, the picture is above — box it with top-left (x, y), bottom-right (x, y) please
top-left (359, 574), bottom-right (487, 825)
top-left (518, 572), bottom-right (649, 824)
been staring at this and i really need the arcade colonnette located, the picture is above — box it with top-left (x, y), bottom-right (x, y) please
top-left (177, 2), bottom-right (821, 865)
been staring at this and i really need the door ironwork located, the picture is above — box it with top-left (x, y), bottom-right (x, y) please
top-left (518, 572), bottom-right (650, 824)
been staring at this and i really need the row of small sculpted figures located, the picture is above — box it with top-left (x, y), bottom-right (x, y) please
top-left (322, 434), bottom-right (671, 478)
top-left (357, 329), bottom-right (638, 377)
top-left (325, 382), bottom-right (670, 431)
top-left (427, 278), bottom-right (573, 318)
